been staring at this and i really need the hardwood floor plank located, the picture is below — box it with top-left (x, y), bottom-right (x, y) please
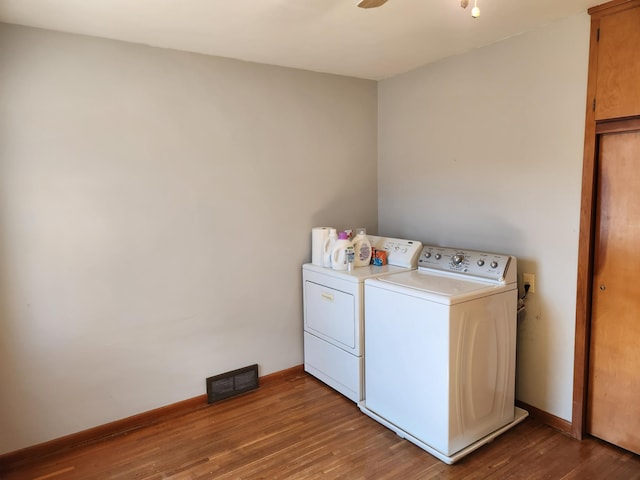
top-left (2, 370), bottom-right (639, 479)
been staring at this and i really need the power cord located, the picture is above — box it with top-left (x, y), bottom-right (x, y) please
top-left (517, 283), bottom-right (531, 314)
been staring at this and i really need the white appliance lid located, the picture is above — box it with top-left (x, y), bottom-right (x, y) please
top-left (373, 269), bottom-right (503, 297)
top-left (302, 263), bottom-right (411, 283)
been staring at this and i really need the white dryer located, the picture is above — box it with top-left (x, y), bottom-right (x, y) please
top-left (303, 236), bottom-right (422, 402)
top-left (359, 245), bottom-right (528, 464)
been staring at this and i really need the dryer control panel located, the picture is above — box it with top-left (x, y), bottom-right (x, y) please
top-left (368, 236), bottom-right (423, 269)
top-left (418, 245), bottom-right (514, 283)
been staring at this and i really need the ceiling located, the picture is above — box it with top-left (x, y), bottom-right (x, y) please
top-left (0, 0), bottom-right (602, 80)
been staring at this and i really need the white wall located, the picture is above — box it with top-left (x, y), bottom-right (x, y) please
top-left (0, 12), bottom-right (593, 454)
top-left (0, 24), bottom-right (378, 454)
top-left (377, 14), bottom-right (589, 421)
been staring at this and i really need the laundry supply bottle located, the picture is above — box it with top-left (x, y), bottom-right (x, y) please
top-left (331, 232), bottom-right (353, 271)
top-left (322, 228), bottom-right (338, 268)
top-left (352, 227), bottom-right (372, 267)
top-left (346, 245), bottom-right (355, 271)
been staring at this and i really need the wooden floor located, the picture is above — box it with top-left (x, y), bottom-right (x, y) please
top-left (3, 369), bottom-right (639, 480)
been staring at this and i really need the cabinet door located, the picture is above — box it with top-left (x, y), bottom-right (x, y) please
top-left (595, 7), bottom-right (640, 120)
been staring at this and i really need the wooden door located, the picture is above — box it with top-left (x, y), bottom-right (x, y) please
top-left (595, 6), bottom-right (640, 120)
top-left (587, 129), bottom-right (640, 454)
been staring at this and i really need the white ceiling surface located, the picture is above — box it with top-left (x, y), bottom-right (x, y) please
top-left (0, 0), bottom-right (601, 79)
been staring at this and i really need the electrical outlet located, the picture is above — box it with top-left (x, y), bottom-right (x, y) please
top-left (523, 273), bottom-right (535, 293)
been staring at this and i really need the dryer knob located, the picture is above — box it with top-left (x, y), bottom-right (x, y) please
top-left (424, 252), bottom-right (431, 258)
top-left (477, 259), bottom-right (485, 266)
top-left (435, 253), bottom-right (442, 260)
top-left (490, 261), bottom-right (498, 268)
top-left (452, 254), bottom-right (464, 265)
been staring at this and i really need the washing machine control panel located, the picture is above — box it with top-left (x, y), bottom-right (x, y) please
top-left (418, 245), bottom-right (512, 283)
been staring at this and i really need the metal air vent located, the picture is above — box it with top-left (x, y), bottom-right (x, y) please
top-left (206, 364), bottom-right (259, 404)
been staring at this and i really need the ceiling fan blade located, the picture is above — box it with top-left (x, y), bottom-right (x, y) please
top-left (357, 0), bottom-right (389, 8)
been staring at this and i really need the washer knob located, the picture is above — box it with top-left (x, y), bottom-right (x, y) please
top-left (424, 252), bottom-right (431, 258)
top-left (452, 254), bottom-right (464, 265)
top-left (435, 253), bottom-right (442, 260)
top-left (477, 259), bottom-right (485, 266)
top-left (490, 261), bottom-right (498, 268)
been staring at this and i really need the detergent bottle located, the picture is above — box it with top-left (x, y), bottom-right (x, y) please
top-left (352, 228), bottom-right (372, 267)
top-left (331, 232), bottom-right (353, 271)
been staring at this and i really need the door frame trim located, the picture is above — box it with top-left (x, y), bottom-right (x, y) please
top-left (572, 11), bottom-right (599, 443)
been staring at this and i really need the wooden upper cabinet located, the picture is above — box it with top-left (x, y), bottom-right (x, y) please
top-left (593, 2), bottom-right (640, 120)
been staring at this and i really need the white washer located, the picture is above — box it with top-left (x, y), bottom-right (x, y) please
top-left (359, 245), bottom-right (528, 464)
top-left (303, 236), bottom-right (422, 402)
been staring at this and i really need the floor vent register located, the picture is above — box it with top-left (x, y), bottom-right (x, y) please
top-left (206, 364), bottom-right (259, 404)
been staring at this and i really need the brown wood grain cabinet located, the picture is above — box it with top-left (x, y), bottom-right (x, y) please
top-left (592, 0), bottom-right (640, 120)
top-left (573, 0), bottom-right (640, 451)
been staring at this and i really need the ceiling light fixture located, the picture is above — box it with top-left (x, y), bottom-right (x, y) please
top-left (471, 0), bottom-right (480, 18)
top-left (461, 0), bottom-right (480, 18)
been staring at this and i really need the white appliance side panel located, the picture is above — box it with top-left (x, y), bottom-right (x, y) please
top-left (449, 290), bottom-right (517, 454)
top-left (304, 332), bottom-right (361, 402)
top-left (304, 280), bottom-right (357, 352)
top-left (363, 284), bottom-right (452, 454)
top-left (364, 284), bottom-right (517, 457)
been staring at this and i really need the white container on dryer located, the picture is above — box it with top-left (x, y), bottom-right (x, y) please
top-left (302, 235), bottom-right (423, 402)
top-left (330, 232), bottom-right (352, 271)
top-left (352, 228), bottom-right (372, 267)
top-left (322, 228), bottom-right (338, 267)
